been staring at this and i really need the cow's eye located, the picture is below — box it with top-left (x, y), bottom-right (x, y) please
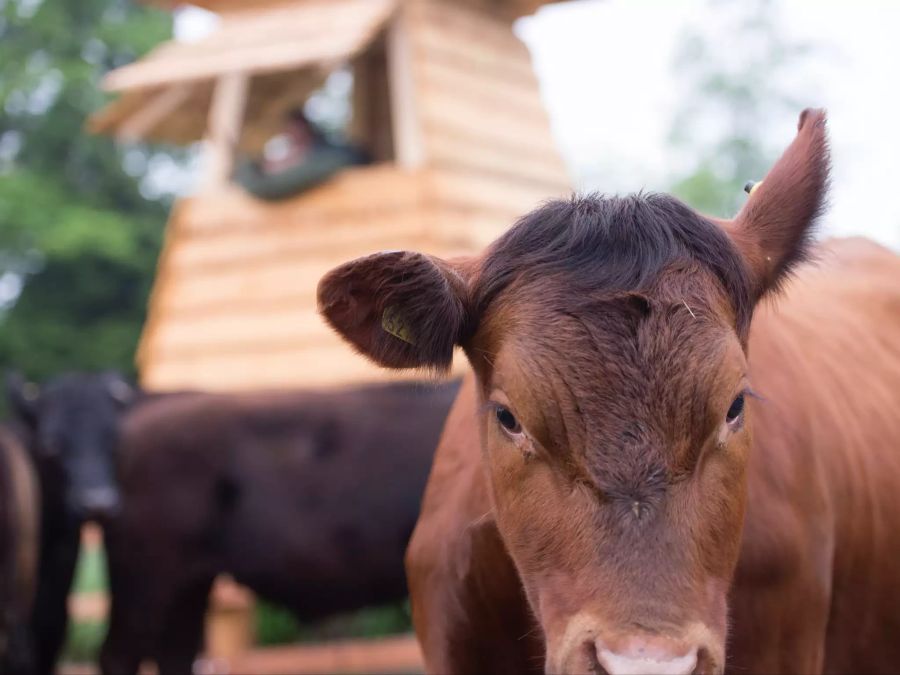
top-left (726, 393), bottom-right (745, 424)
top-left (495, 406), bottom-right (522, 434)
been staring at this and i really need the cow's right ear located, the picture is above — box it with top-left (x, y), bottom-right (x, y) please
top-left (727, 108), bottom-right (830, 301)
top-left (6, 372), bottom-right (40, 428)
top-left (318, 251), bottom-right (475, 371)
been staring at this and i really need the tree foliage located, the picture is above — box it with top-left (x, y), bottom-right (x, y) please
top-left (0, 0), bottom-right (176, 383)
top-left (668, 0), bottom-right (816, 216)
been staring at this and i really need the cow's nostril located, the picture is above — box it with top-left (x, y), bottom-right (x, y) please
top-left (582, 639), bottom-right (608, 675)
top-left (594, 637), bottom-right (698, 675)
top-left (692, 647), bottom-right (717, 675)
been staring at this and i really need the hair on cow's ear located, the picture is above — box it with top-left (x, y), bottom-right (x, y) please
top-left (318, 251), bottom-right (474, 371)
top-left (6, 372), bottom-right (40, 428)
top-left (728, 108), bottom-right (830, 301)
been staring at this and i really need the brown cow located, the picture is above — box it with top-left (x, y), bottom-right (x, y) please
top-left (0, 423), bottom-right (39, 675)
top-left (318, 109), bottom-right (900, 673)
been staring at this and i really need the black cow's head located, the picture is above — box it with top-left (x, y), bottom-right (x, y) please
top-left (7, 371), bottom-right (135, 522)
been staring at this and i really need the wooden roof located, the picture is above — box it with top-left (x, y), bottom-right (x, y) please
top-left (89, 68), bottom-right (324, 150)
top-left (143, 0), bottom-right (553, 19)
top-left (91, 0), bottom-right (566, 145)
top-left (90, 0), bottom-right (396, 147)
top-left (103, 0), bottom-right (396, 91)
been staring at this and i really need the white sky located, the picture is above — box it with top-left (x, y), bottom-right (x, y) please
top-left (176, 0), bottom-right (900, 249)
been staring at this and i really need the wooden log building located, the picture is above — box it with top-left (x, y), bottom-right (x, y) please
top-left (91, 0), bottom-right (571, 392)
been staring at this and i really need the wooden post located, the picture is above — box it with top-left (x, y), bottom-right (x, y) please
top-left (387, 4), bottom-right (425, 169)
top-left (351, 36), bottom-right (394, 163)
top-left (203, 71), bottom-right (249, 190)
top-left (204, 575), bottom-right (256, 665)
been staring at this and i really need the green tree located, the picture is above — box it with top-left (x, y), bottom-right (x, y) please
top-left (668, 0), bottom-right (816, 216)
top-left (0, 0), bottom-right (176, 383)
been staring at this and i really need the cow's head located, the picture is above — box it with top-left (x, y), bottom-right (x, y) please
top-left (319, 110), bottom-right (829, 674)
top-left (7, 371), bottom-right (135, 522)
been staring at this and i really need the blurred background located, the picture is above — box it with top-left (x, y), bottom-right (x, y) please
top-left (1, 0), bottom-right (898, 671)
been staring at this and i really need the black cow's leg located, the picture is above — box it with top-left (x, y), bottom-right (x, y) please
top-left (100, 524), bottom-right (156, 675)
top-left (5, 620), bottom-right (36, 675)
top-left (99, 574), bottom-right (145, 675)
top-left (30, 525), bottom-right (79, 675)
top-left (154, 578), bottom-right (214, 675)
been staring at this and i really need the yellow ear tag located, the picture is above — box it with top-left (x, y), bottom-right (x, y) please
top-left (382, 305), bottom-right (417, 345)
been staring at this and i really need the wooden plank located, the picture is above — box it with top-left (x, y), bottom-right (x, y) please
top-left (426, 131), bottom-right (569, 189)
top-left (128, 82), bottom-right (214, 146)
top-left (154, 0), bottom-right (293, 11)
top-left (202, 0), bottom-right (395, 50)
top-left (437, 0), bottom-right (553, 21)
top-left (179, 166), bottom-right (424, 233)
top-left (150, 0), bottom-right (551, 19)
top-left (147, 305), bottom-right (332, 359)
top-left (103, 0), bottom-right (398, 91)
top-left (420, 94), bottom-right (560, 157)
top-left (141, 342), bottom-right (469, 391)
top-left (136, 200), bottom-right (190, 371)
top-left (115, 84), bottom-right (193, 142)
top-left (104, 36), bottom-right (354, 90)
top-left (414, 0), bottom-right (528, 55)
top-left (425, 166), bottom-right (568, 217)
top-left (203, 72), bottom-right (249, 190)
top-left (166, 215), bottom-right (427, 271)
top-left (206, 576), bottom-right (255, 663)
top-left (88, 88), bottom-right (156, 135)
top-left (349, 36), bottom-right (394, 162)
top-left (416, 57), bottom-right (548, 123)
top-left (387, 4), bottom-right (425, 168)
top-left (222, 634), bottom-right (424, 675)
top-left (411, 23), bottom-right (537, 84)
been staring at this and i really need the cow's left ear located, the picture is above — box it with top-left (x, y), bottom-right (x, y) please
top-left (318, 250), bottom-right (476, 371)
top-left (6, 372), bottom-right (40, 428)
top-left (728, 108), bottom-right (830, 301)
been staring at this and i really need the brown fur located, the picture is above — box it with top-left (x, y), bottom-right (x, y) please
top-left (100, 380), bottom-right (459, 675)
top-left (0, 424), bottom-right (39, 673)
top-left (319, 109), bottom-right (900, 673)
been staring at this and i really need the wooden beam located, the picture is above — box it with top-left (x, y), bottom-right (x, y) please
top-left (103, 36), bottom-right (356, 92)
top-left (203, 72), bottom-right (249, 190)
top-left (221, 634), bottom-right (424, 675)
top-left (386, 5), bottom-right (425, 169)
top-left (103, 0), bottom-right (399, 92)
top-left (205, 576), bottom-right (256, 665)
top-left (115, 84), bottom-right (193, 142)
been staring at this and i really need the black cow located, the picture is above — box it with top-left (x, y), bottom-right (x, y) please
top-left (100, 379), bottom-right (459, 675)
top-left (0, 423), bottom-right (39, 675)
top-left (7, 372), bottom-right (134, 675)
